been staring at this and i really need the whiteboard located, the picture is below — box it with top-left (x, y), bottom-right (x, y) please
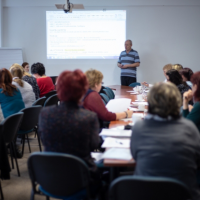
top-left (0, 48), bottom-right (23, 69)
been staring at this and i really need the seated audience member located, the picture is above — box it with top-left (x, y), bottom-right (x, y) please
top-left (183, 71), bottom-right (200, 131)
top-left (11, 63), bottom-right (40, 99)
top-left (39, 70), bottom-right (101, 184)
top-left (141, 63), bottom-right (173, 87)
top-left (179, 68), bottom-right (194, 88)
top-left (166, 69), bottom-right (190, 97)
top-left (10, 66), bottom-right (35, 107)
top-left (31, 62), bottom-right (54, 97)
top-left (83, 69), bottom-right (133, 128)
top-left (0, 68), bottom-right (25, 121)
top-left (22, 62), bottom-right (30, 73)
top-left (131, 82), bottom-right (200, 200)
top-left (172, 63), bottom-right (183, 72)
top-left (163, 64), bottom-right (173, 82)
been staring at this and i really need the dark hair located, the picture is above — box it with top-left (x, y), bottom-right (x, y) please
top-left (22, 62), bottom-right (29, 68)
top-left (57, 69), bottom-right (88, 103)
top-left (0, 68), bottom-right (17, 96)
top-left (31, 62), bottom-right (45, 76)
top-left (166, 69), bottom-right (183, 86)
top-left (179, 68), bottom-right (194, 81)
top-left (191, 71), bottom-right (200, 102)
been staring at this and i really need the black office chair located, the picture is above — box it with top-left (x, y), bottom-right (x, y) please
top-left (44, 90), bottom-right (57, 99)
top-left (0, 112), bottom-right (24, 177)
top-left (44, 94), bottom-right (59, 107)
top-left (103, 87), bottom-right (115, 99)
top-left (17, 106), bottom-right (42, 156)
top-left (32, 96), bottom-right (46, 107)
top-left (109, 175), bottom-right (191, 200)
top-left (100, 93), bottom-right (110, 104)
top-left (28, 152), bottom-right (91, 200)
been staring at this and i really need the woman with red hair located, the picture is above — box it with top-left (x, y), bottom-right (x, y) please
top-left (183, 71), bottom-right (200, 131)
top-left (38, 69), bottom-right (101, 189)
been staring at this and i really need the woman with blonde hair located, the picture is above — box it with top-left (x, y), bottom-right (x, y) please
top-left (11, 63), bottom-right (40, 99)
top-left (172, 63), bottom-right (183, 72)
top-left (10, 66), bottom-right (35, 107)
top-left (131, 82), bottom-right (200, 200)
top-left (83, 69), bottom-right (133, 129)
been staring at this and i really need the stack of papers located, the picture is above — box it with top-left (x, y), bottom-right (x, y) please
top-left (101, 137), bottom-right (130, 148)
top-left (102, 148), bottom-right (132, 160)
top-left (106, 98), bottom-right (131, 112)
top-left (100, 129), bottom-right (132, 138)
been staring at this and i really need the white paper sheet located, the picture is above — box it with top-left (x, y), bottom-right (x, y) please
top-left (106, 98), bottom-right (131, 113)
top-left (102, 137), bottom-right (130, 148)
top-left (91, 152), bottom-right (103, 162)
top-left (132, 102), bottom-right (148, 106)
top-left (102, 148), bottom-right (132, 160)
top-left (100, 129), bottom-right (132, 138)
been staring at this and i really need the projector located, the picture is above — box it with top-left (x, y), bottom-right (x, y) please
top-left (55, 0), bottom-right (84, 13)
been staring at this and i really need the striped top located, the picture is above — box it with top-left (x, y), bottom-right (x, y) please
top-left (118, 49), bottom-right (140, 78)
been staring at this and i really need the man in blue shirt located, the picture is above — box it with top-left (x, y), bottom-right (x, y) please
top-left (117, 40), bottom-right (140, 86)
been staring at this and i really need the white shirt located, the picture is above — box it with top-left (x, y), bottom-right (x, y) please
top-left (12, 80), bottom-right (36, 107)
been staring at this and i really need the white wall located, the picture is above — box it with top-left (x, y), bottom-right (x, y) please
top-left (2, 0), bottom-right (200, 85)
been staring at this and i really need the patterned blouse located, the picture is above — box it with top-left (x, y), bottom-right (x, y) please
top-left (38, 101), bottom-right (100, 174)
top-left (22, 75), bottom-right (40, 99)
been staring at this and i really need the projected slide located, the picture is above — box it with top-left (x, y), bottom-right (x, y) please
top-left (46, 10), bottom-right (126, 59)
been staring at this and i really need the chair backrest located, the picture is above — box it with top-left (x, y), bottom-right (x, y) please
top-left (28, 152), bottom-right (90, 197)
top-left (103, 89), bottom-right (114, 100)
top-left (109, 176), bottom-right (191, 200)
top-left (32, 97), bottom-right (46, 106)
top-left (104, 87), bottom-right (115, 99)
top-left (100, 93), bottom-right (110, 104)
top-left (44, 94), bottom-right (59, 107)
top-left (129, 82), bottom-right (141, 87)
top-left (19, 106), bottom-right (42, 131)
top-left (0, 112), bottom-right (24, 143)
top-left (44, 90), bottom-right (57, 99)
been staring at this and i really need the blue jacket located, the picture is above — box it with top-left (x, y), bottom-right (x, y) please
top-left (0, 88), bottom-right (25, 120)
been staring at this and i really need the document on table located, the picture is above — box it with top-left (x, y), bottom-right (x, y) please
top-left (106, 98), bottom-right (131, 112)
top-left (132, 102), bottom-right (148, 106)
top-left (100, 129), bottom-right (132, 138)
top-left (91, 152), bottom-right (103, 162)
top-left (102, 148), bottom-right (132, 160)
top-left (101, 137), bottom-right (130, 148)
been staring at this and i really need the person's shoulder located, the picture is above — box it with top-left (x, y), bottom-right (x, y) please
top-left (131, 49), bottom-right (138, 53)
top-left (177, 117), bottom-right (199, 133)
top-left (40, 105), bottom-right (57, 116)
top-left (79, 107), bottom-right (98, 119)
top-left (194, 101), bottom-right (200, 108)
top-left (23, 80), bottom-right (32, 89)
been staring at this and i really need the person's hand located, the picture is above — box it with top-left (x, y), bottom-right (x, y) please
top-left (121, 65), bottom-right (128, 69)
top-left (118, 63), bottom-right (123, 68)
top-left (183, 90), bottom-right (193, 102)
top-left (141, 82), bottom-right (149, 87)
top-left (127, 110), bottom-right (133, 118)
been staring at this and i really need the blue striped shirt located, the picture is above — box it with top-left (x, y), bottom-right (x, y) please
top-left (118, 49), bottom-right (140, 78)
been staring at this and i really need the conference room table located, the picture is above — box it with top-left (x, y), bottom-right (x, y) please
top-left (102, 85), bottom-right (147, 180)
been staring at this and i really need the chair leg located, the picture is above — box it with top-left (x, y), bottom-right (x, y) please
top-left (36, 130), bottom-right (42, 152)
top-left (11, 142), bottom-right (20, 177)
top-left (46, 196), bottom-right (50, 200)
top-left (26, 134), bottom-right (31, 153)
top-left (21, 136), bottom-right (25, 158)
top-left (0, 180), bottom-right (4, 200)
top-left (9, 143), bottom-right (14, 169)
top-left (30, 189), bottom-right (34, 200)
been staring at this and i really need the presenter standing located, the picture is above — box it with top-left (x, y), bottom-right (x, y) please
top-left (117, 40), bottom-right (140, 86)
